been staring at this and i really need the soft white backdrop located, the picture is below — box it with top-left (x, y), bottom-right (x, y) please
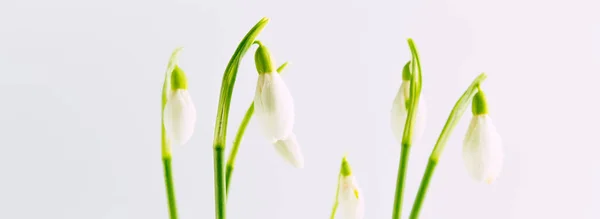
top-left (1, 0), bottom-right (599, 218)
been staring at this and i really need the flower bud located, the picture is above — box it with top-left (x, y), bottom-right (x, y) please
top-left (391, 61), bottom-right (427, 144)
top-left (253, 42), bottom-right (303, 168)
top-left (163, 65), bottom-right (197, 145)
top-left (337, 156), bottom-right (364, 219)
top-left (462, 87), bottom-right (503, 183)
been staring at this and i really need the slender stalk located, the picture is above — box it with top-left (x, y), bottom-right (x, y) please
top-left (392, 39), bottom-right (423, 219)
top-left (225, 62), bottom-right (289, 194)
top-left (211, 18), bottom-right (269, 219)
top-left (213, 147), bottom-right (227, 219)
top-left (162, 156), bottom-right (178, 219)
top-left (408, 73), bottom-right (488, 219)
top-left (161, 122), bottom-right (178, 219)
top-left (329, 172), bottom-right (341, 219)
top-left (409, 159), bottom-right (436, 219)
top-left (392, 145), bottom-right (410, 219)
top-left (161, 118), bottom-right (177, 219)
top-left (161, 48), bottom-right (183, 219)
top-left (162, 120), bottom-right (177, 219)
top-left (225, 103), bottom-right (254, 193)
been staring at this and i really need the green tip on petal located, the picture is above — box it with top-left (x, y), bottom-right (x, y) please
top-left (353, 188), bottom-right (360, 199)
top-left (340, 156), bottom-right (353, 177)
top-left (277, 61), bottom-right (289, 74)
top-left (170, 65), bottom-right (188, 90)
top-left (254, 40), bottom-right (276, 74)
top-left (472, 86), bottom-right (489, 115)
top-left (402, 61), bottom-right (411, 81)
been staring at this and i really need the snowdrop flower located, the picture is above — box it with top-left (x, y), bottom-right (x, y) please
top-left (391, 61), bottom-right (427, 144)
top-left (163, 65), bottom-right (197, 145)
top-left (462, 86), bottom-right (503, 184)
top-left (253, 41), bottom-right (303, 168)
top-left (337, 156), bottom-right (364, 219)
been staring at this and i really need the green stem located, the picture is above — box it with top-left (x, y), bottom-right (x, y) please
top-left (213, 147), bottom-right (227, 219)
top-left (211, 18), bottom-right (269, 219)
top-left (161, 121), bottom-right (177, 219)
top-left (329, 172), bottom-right (341, 219)
top-left (409, 159), bottom-right (436, 219)
top-left (161, 120), bottom-right (177, 219)
top-left (408, 73), bottom-right (487, 219)
top-left (225, 103), bottom-right (254, 194)
top-left (162, 156), bottom-right (178, 219)
top-left (225, 62), bottom-right (289, 195)
top-left (392, 145), bottom-right (411, 219)
top-left (392, 38), bottom-right (423, 219)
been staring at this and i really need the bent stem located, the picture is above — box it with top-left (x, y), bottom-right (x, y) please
top-left (392, 38), bottom-right (423, 219)
top-left (409, 73), bottom-right (487, 219)
top-left (225, 62), bottom-right (289, 195)
top-left (212, 18), bottom-right (269, 219)
top-left (161, 47), bottom-right (183, 219)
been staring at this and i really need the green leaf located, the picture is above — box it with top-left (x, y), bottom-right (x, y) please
top-left (213, 17), bottom-right (270, 149)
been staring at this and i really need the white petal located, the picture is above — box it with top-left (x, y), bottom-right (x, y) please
top-left (462, 115), bottom-right (503, 183)
top-left (163, 89), bottom-right (197, 145)
top-left (391, 82), bottom-right (409, 143)
top-left (254, 73), bottom-right (295, 142)
top-left (273, 133), bottom-right (304, 168)
top-left (338, 176), bottom-right (365, 219)
top-left (391, 81), bottom-right (427, 144)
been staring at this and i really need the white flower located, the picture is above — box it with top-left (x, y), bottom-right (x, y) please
top-left (254, 72), bottom-right (295, 142)
top-left (391, 80), bottom-right (427, 144)
top-left (338, 175), bottom-right (365, 219)
top-left (255, 72), bottom-right (303, 167)
top-left (462, 88), bottom-right (503, 184)
top-left (253, 42), bottom-right (304, 168)
top-left (163, 89), bottom-right (197, 145)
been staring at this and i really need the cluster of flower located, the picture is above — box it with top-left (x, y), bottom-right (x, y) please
top-left (158, 18), bottom-right (502, 219)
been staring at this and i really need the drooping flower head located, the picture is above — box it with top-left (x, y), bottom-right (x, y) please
top-left (253, 41), bottom-right (303, 168)
top-left (462, 86), bottom-right (503, 183)
top-left (391, 61), bottom-right (427, 144)
top-left (163, 65), bottom-right (197, 145)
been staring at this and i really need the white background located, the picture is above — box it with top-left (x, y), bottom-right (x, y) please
top-left (1, 0), bottom-right (599, 218)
